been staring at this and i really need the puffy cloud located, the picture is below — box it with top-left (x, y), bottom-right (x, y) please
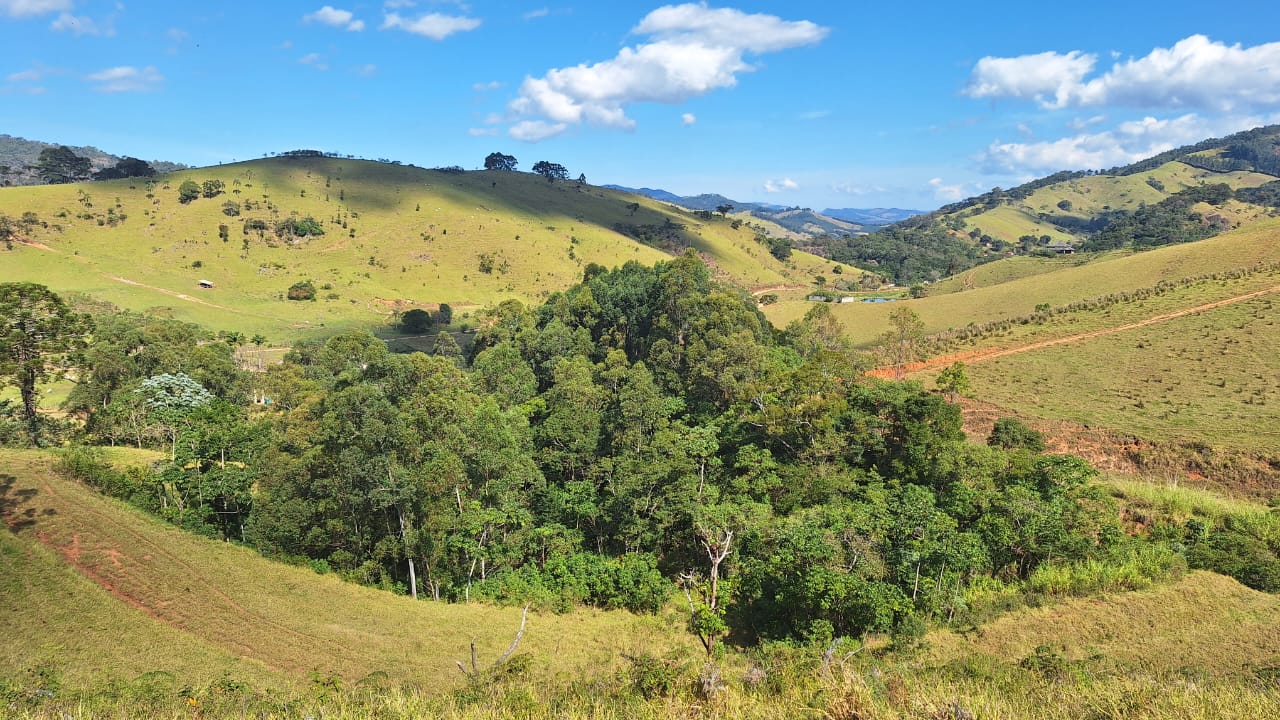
top-left (507, 3), bottom-right (827, 141)
top-left (965, 35), bottom-right (1280, 112)
top-left (87, 65), bottom-right (163, 93)
top-left (928, 178), bottom-right (966, 202)
top-left (0, 0), bottom-right (70, 18)
top-left (965, 50), bottom-right (1096, 109)
top-left (381, 11), bottom-right (480, 40)
top-left (510, 120), bottom-right (569, 142)
top-left (978, 113), bottom-right (1277, 174)
top-left (681, 112), bottom-right (696, 126)
top-left (304, 6), bottom-right (364, 31)
top-left (764, 178), bottom-right (799, 193)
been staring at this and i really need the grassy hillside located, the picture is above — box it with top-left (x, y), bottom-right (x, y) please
top-left (0, 156), bottom-right (854, 343)
top-left (6, 448), bottom-right (1280, 719)
top-left (0, 449), bottom-right (692, 691)
top-left (951, 161), bottom-right (1277, 247)
top-left (764, 216), bottom-right (1280, 346)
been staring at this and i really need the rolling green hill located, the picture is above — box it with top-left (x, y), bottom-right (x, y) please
top-left (0, 449), bottom-right (691, 692)
top-left (0, 156), bottom-right (855, 342)
top-left (4, 447), bottom-right (1280, 718)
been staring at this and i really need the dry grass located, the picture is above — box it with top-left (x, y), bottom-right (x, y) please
top-left (928, 571), bottom-right (1280, 676)
top-left (0, 158), bottom-right (849, 344)
top-left (0, 449), bottom-right (694, 692)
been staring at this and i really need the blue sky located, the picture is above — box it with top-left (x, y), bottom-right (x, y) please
top-left (2, 1), bottom-right (1279, 211)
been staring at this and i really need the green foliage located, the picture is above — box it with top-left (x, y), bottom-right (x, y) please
top-left (988, 417), bottom-right (1045, 452)
top-left (935, 361), bottom-right (970, 401)
top-left (35, 145), bottom-right (92, 184)
top-left (178, 179), bottom-right (200, 203)
top-left (399, 308), bottom-right (433, 334)
top-left (484, 152), bottom-right (517, 172)
top-left (0, 283), bottom-right (92, 446)
top-left (1084, 184), bottom-right (1233, 251)
top-left (275, 215), bottom-right (325, 238)
top-left (532, 161), bottom-right (569, 182)
top-left (287, 281), bottom-right (317, 301)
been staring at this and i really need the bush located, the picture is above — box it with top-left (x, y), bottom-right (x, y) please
top-left (988, 417), bottom-right (1046, 451)
top-left (287, 281), bottom-right (317, 301)
top-left (399, 308), bottom-right (433, 334)
top-left (177, 180), bottom-right (200, 204)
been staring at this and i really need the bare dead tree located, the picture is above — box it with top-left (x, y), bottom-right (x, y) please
top-left (456, 604), bottom-right (530, 678)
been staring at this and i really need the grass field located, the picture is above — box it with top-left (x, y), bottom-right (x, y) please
top-left (0, 449), bottom-right (693, 692)
top-left (954, 161), bottom-right (1280, 245)
top-left (5, 447), bottom-right (1280, 718)
top-left (956, 291), bottom-right (1280, 455)
top-left (763, 216), bottom-right (1280, 347)
top-left (0, 158), bottom-right (854, 343)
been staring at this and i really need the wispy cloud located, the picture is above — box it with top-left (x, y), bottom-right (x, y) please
top-left (523, 8), bottom-right (549, 20)
top-left (298, 53), bottom-right (328, 71)
top-left (381, 11), bottom-right (480, 40)
top-left (304, 6), bottom-right (364, 32)
top-left (468, 127), bottom-right (498, 137)
top-left (978, 112), bottom-right (1279, 175)
top-left (506, 3), bottom-right (828, 141)
top-left (681, 112), bottom-right (696, 126)
top-left (0, 0), bottom-right (71, 18)
top-left (473, 80), bottom-right (503, 92)
top-left (50, 11), bottom-right (115, 36)
top-left (928, 177), bottom-right (966, 202)
top-left (87, 65), bottom-right (163, 93)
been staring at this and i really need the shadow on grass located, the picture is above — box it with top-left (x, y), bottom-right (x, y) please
top-left (0, 473), bottom-right (55, 532)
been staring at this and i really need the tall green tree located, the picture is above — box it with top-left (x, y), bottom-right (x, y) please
top-left (0, 283), bottom-right (91, 445)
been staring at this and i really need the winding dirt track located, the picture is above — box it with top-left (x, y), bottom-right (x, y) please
top-left (869, 283), bottom-right (1280, 379)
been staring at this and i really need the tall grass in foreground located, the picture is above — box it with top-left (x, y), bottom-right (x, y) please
top-left (5, 652), bottom-right (1279, 719)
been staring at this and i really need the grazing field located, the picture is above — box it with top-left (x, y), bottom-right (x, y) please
top-left (0, 450), bottom-right (693, 692)
top-left (0, 157), bottom-right (853, 343)
top-left (957, 291), bottom-right (1280, 455)
top-left (763, 216), bottom-right (1280, 347)
top-left (5, 447), bottom-right (1280, 718)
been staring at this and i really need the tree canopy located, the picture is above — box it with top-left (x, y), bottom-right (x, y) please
top-left (0, 283), bottom-right (91, 445)
top-left (484, 152), bottom-right (518, 172)
top-left (532, 160), bottom-right (569, 182)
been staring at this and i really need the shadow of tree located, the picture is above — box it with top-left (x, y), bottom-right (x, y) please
top-left (0, 473), bottom-right (54, 532)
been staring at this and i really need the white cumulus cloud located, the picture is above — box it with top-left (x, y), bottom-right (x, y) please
top-left (506, 3), bottom-right (828, 141)
top-left (928, 178), bottom-right (966, 203)
top-left (87, 65), bottom-right (163, 93)
top-left (978, 113), bottom-right (1278, 174)
top-left (0, 0), bottom-right (70, 18)
top-left (763, 178), bottom-right (799, 193)
top-left (965, 35), bottom-right (1280, 112)
top-left (681, 112), bottom-right (696, 126)
top-left (304, 6), bottom-right (364, 31)
top-left (381, 11), bottom-right (480, 40)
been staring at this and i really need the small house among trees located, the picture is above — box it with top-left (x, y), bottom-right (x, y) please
top-left (1045, 241), bottom-right (1075, 254)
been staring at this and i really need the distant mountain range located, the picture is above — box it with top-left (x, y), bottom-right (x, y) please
top-left (0, 134), bottom-right (185, 186)
top-left (602, 184), bottom-right (924, 236)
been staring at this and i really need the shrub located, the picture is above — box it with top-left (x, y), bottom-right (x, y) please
top-left (287, 281), bottom-right (317, 301)
top-left (988, 417), bottom-right (1046, 451)
top-left (177, 180), bottom-right (200, 204)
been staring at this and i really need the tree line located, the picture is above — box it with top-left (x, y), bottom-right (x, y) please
top-left (4, 260), bottom-right (1277, 654)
